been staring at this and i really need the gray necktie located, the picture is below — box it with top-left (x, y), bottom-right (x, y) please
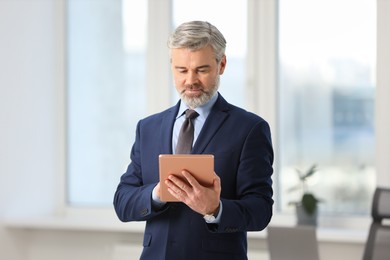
top-left (175, 109), bottom-right (199, 154)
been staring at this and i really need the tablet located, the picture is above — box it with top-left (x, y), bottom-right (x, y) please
top-left (158, 154), bottom-right (214, 202)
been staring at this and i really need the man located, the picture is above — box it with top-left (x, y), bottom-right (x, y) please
top-left (114, 21), bottom-right (273, 260)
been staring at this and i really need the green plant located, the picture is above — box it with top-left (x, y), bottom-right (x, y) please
top-left (288, 164), bottom-right (322, 215)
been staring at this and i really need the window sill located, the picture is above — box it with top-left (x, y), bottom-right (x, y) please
top-left (262, 213), bottom-right (369, 244)
top-left (3, 209), bottom-right (368, 244)
top-left (3, 208), bottom-right (145, 233)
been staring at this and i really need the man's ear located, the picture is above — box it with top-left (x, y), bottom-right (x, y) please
top-left (219, 55), bottom-right (227, 75)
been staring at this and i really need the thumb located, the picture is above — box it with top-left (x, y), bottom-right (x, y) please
top-left (213, 172), bottom-right (221, 191)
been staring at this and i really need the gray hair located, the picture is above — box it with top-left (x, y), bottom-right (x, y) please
top-left (168, 21), bottom-right (227, 62)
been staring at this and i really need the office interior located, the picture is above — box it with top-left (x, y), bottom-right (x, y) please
top-left (1, 0), bottom-right (389, 259)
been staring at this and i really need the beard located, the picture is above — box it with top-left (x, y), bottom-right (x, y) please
top-left (179, 75), bottom-right (220, 109)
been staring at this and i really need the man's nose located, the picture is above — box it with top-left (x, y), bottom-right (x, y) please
top-left (186, 71), bottom-right (199, 85)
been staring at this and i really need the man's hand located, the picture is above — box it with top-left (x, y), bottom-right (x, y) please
top-left (165, 170), bottom-right (221, 216)
top-left (154, 183), bottom-right (161, 198)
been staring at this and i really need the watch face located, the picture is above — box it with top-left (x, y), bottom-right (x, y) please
top-left (204, 214), bottom-right (216, 222)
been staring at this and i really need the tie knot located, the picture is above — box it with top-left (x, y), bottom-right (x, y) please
top-left (185, 109), bottom-right (199, 120)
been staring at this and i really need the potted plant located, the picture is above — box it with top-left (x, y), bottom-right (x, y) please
top-left (288, 164), bottom-right (322, 226)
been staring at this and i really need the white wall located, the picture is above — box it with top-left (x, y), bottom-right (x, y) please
top-left (0, 1), bottom-right (389, 260)
top-left (0, 0), bottom-right (62, 215)
top-left (0, 0), bottom-right (66, 259)
top-left (376, 0), bottom-right (390, 186)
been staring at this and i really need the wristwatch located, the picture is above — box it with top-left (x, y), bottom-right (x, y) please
top-left (203, 205), bottom-right (220, 222)
top-left (203, 213), bottom-right (216, 222)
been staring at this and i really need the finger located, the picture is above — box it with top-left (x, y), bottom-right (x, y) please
top-left (166, 185), bottom-right (184, 201)
top-left (165, 179), bottom-right (189, 202)
top-left (165, 179), bottom-right (183, 195)
top-left (181, 170), bottom-right (200, 189)
top-left (168, 175), bottom-right (190, 193)
top-left (213, 173), bottom-right (221, 192)
top-left (213, 173), bottom-right (221, 185)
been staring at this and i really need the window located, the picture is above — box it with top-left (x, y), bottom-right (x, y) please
top-left (278, 0), bottom-right (376, 215)
top-left (66, 0), bottom-right (377, 219)
top-left (67, 0), bottom-right (147, 206)
top-left (67, 0), bottom-right (246, 207)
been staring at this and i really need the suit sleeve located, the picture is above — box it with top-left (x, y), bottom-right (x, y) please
top-left (113, 121), bottom-right (165, 222)
top-left (213, 120), bottom-right (274, 233)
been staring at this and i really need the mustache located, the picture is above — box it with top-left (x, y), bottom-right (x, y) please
top-left (181, 85), bottom-right (205, 94)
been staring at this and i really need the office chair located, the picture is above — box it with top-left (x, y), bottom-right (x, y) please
top-left (362, 187), bottom-right (390, 260)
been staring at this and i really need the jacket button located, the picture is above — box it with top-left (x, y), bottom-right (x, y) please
top-left (140, 208), bottom-right (149, 216)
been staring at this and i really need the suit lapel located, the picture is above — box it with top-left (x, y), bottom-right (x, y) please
top-left (159, 102), bottom-right (180, 154)
top-left (192, 94), bottom-right (230, 154)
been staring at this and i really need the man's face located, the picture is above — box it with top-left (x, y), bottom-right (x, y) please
top-left (171, 45), bottom-right (226, 108)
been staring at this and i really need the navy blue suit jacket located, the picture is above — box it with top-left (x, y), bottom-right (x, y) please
top-left (114, 93), bottom-right (273, 260)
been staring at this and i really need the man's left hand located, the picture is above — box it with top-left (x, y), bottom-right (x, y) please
top-left (165, 170), bottom-right (221, 216)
